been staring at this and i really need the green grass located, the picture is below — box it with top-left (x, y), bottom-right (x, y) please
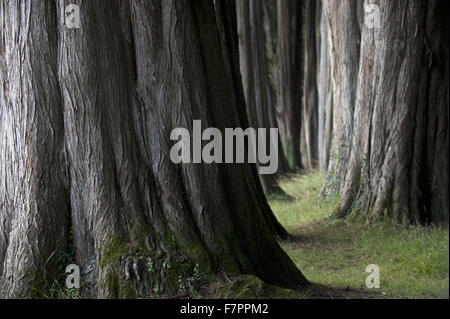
top-left (269, 172), bottom-right (449, 299)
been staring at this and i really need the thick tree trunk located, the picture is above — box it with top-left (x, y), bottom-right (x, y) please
top-left (322, 0), bottom-right (362, 196)
top-left (0, 0), bottom-right (70, 297)
top-left (0, 0), bottom-right (307, 298)
top-left (316, 1), bottom-right (333, 172)
top-left (327, 0), bottom-right (449, 224)
top-left (236, 0), bottom-right (290, 196)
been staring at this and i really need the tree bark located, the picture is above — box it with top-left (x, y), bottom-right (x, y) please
top-left (316, 1), bottom-right (333, 172)
top-left (327, 0), bottom-right (449, 224)
top-left (0, 0), bottom-right (308, 298)
top-left (0, 0), bottom-right (70, 297)
top-left (322, 0), bottom-right (362, 196)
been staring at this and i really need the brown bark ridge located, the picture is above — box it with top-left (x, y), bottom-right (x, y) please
top-left (0, 0), bottom-right (307, 298)
top-left (236, 0), bottom-right (291, 197)
top-left (329, 0), bottom-right (449, 224)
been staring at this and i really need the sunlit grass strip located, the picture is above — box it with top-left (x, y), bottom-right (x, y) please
top-left (269, 173), bottom-right (449, 299)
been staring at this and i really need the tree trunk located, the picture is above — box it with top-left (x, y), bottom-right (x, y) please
top-left (275, 0), bottom-right (303, 169)
top-left (328, 0), bottom-right (449, 224)
top-left (236, 0), bottom-right (290, 196)
top-left (0, 0), bottom-right (308, 298)
top-left (316, 1), bottom-right (333, 172)
top-left (322, 0), bottom-right (362, 196)
top-left (0, 0), bottom-right (70, 297)
top-left (213, 0), bottom-right (293, 229)
top-left (300, 0), bottom-right (319, 171)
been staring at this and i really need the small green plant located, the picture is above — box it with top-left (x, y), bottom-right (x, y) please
top-left (178, 263), bottom-right (202, 296)
top-left (146, 257), bottom-right (154, 273)
top-left (33, 230), bottom-right (81, 299)
top-left (36, 280), bottom-right (80, 299)
top-left (162, 259), bottom-right (171, 270)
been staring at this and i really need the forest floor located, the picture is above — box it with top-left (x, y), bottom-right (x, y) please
top-left (48, 173), bottom-right (448, 300)
top-left (205, 173), bottom-right (449, 299)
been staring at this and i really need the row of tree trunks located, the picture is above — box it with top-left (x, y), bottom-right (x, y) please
top-left (261, 0), bottom-right (329, 173)
top-left (274, 0), bottom-right (304, 169)
top-left (0, 0), bottom-right (307, 298)
top-left (235, 0), bottom-right (332, 185)
top-left (238, 0), bottom-right (329, 174)
top-left (236, 0), bottom-right (291, 196)
top-left (322, 0), bottom-right (449, 224)
top-left (213, 0), bottom-right (293, 232)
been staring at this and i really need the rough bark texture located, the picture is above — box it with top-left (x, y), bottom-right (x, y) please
top-left (316, 1), bottom-right (333, 172)
top-left (323, 0), bottom-right (449, 224)
top-left (0, 0), bottom-right (307, 298)
top-left (322, 0), bottom-right (362, 196)
top-left (0, 0), bottom-right (70, 297)
top-left (236, 0), bottom-right (290, 196)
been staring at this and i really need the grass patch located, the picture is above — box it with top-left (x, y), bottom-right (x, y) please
top-left (269, 172), bottom-right (449, 299)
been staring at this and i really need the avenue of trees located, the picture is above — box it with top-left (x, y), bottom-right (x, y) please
top-left (239, 0), bottom-right (448, 225)
top-left (0, 0), bottom-right (448, 298)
